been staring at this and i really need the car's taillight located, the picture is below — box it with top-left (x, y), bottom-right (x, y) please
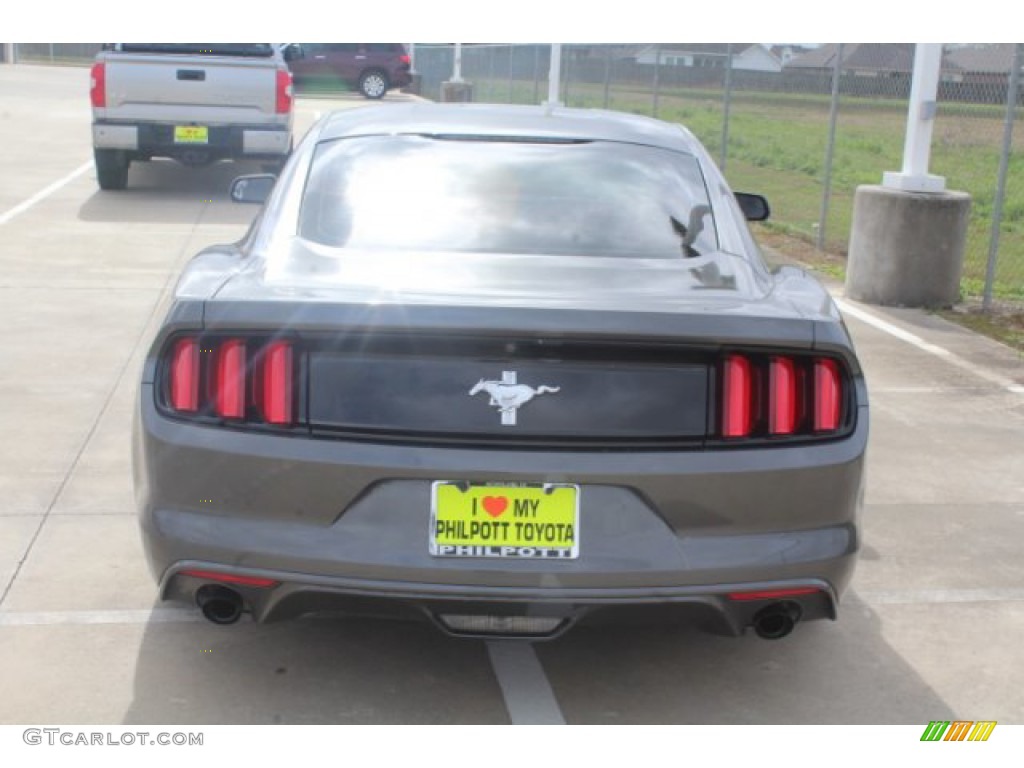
top-left (720, 353), bottom-right (847, 440)
top-left (814, 358), bottom-right (842, 432)
top-left (722, 354), bottom-right (753, 438)
top-left (170, 338), bottom-right (200, 412)
top-left (769, 356), bottom-right (797, 435)
top-left (399, 54), bottom-right (411, 65)
top-left (260, 340), bottom-right (294, 426)
top-left (164, 336), bottom-right (297, 427)
top-left (275, 68), bottom-right (293, 114)
top-left (90, 62), bottom-right (106, 108)
top-left (215, 340), bottom-right (247, 420)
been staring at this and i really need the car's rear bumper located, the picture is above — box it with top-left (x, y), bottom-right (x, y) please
top-left (163, 564), bottom-right (840, 638)
top-left (134, 388), bottom-right (867, 637)
top-left (389, 68), bottom-right (413, 88)
top-left (93, 121), bottom-right (291, 159)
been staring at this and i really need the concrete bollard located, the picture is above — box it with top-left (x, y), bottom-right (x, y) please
top-left (845, 184), bottom-right (971, 308)
top-left (440, 81), bottom-right (474, 103)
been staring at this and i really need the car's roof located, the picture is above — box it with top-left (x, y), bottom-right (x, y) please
top-left (316, 103), bottom-right (702, 154)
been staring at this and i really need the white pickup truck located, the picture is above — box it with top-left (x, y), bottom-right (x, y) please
top-left (90, 43), bottom-right (296, 189)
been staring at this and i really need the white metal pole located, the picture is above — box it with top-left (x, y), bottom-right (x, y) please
top-left (453, 43), bottom-right (463, 83)
top-left (546, 44), bottom-right (562, 106)
top-left (409, 43), bottom-right (417, 75)
top-left (883, 43), bottom-right (946, 192)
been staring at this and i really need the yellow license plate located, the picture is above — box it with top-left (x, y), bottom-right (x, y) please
top-left (174, 125), bottom-right (208, 144)
top-left (430, 482), bottom-right (579, 559)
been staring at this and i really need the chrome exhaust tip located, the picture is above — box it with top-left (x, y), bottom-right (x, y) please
top-left (196, 585), bottom-right (243, 625)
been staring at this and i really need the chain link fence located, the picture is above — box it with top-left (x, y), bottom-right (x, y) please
top-left (7, 43), bottom-right (101, 64)
top-left (7, 43), bottom-right (1023, 310)
top-left (413, 43), bottom-right (1024, 310)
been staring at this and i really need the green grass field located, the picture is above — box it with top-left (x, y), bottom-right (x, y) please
top-left (468, 77), bottom-right (1024, 302)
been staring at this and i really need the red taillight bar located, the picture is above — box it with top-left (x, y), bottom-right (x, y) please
top-left (769, 356), bottom-right (797, 435)
top-left (275, 68), bottom-right (293, 114)
top-left (166, 336), bottom-right (297, 426)
top-left (170, 338), bottom-right (200, 412)
top-left (727, 587), bottom-right (822, 602)
top-left (722, 354), bottom-right (753, 438)
top-left (215, 339), bottom-right (247, 419)
top-left (179, 569), bottom-right (279, 588)
top-left (721, 353), bottom-right (845, 439)
top-left (261, 341), bottom-right (294, 425)
top-left (814, 358), bottom-right (842, 432)
top-left (90, 62), bottom-right (106, 108)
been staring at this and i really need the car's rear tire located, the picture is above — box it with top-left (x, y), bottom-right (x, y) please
top-left (358, 69), bottom-right (389, 99)
top-left (94, 149), bottom-right (129, 190)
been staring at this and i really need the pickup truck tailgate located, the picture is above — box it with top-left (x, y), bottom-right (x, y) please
top-left (101, 52), bottom-right (283, 124)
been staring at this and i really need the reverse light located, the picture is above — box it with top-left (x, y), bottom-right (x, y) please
top-left (90, 62), bottom-right (106, 108)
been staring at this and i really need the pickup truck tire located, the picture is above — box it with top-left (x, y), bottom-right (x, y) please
top-left (95, 149), bottom-right (130, 190)
top-left (358, 69), bottom-right (389, 100)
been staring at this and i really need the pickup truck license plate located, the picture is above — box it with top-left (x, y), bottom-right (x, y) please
top-left (430, 482), bottom-right (579, 559)
top-left (174, 126), bottom-right (209, 144)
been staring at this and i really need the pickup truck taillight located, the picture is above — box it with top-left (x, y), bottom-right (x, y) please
top-left (90, 62), bottom-right (106, 108)
top-left (276, 69), bottom-right (293, 114)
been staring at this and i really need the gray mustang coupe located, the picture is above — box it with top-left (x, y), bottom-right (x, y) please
top-left (133, 103), bottom-right (868, 640)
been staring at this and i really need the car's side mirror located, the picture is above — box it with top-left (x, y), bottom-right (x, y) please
top-left (230, 174), bottom-right (276, 204)
top-left (735, 192), bottom-right (770, 222)
top-left (282, 44), bottom-right (304, 62)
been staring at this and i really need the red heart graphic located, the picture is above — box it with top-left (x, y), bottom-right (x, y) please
top-left (482, 496), bottom-right (508, 518)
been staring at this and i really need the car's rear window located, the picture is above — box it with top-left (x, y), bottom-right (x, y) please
top-left (113, 44), bottom-right (275, 57)
top-left (298, 135), bottom-right (718, 259)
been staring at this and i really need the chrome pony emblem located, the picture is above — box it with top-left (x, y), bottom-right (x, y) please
top-left (469, 371), bottom-right (560, 426)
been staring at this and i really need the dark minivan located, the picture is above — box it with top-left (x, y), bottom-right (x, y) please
top-left (285, 43), bottom-right (412, 99)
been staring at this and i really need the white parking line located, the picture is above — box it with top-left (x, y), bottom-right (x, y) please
top-left (835, 298), bottom-right (1024, 395)
top-left (858, 588), bottom-right (1024, 605)
top-left (5, 586), bottom-right (1023, 629)
top-left (486, 641), bottom-right (566, 725)
top-left (0, 161), bottom-right (93, 227)
top-left (0, 608), bottom-right (201, 627)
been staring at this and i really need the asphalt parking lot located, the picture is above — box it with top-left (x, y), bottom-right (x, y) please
top-left (1, 64), bottom-right (1022, 726)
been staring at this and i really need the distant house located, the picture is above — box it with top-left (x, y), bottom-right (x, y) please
top-left (579, 44), bottom-right (648, 62)
top-left (635, 44), bottom-right (784, 73)
top-left (943, 44), bottom-right (1022, 86)
top-left (784, 43), bottom-right (916, 77)
top-left (770, 45), bottom-right (815, 67)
